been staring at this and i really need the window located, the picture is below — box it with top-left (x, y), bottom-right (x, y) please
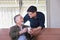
top-left (0, 0), bottom-right (19, 28)
top-left (0, 0), bottom-right (47, 28)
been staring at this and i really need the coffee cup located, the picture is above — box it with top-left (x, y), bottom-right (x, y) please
top-left (28, 27), bottom-right (31, 33)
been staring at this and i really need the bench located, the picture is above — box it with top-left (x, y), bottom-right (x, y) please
top-left (0, 28), bottom-right (11, 40)
top-left (0, 28), bottom-right (60, 40)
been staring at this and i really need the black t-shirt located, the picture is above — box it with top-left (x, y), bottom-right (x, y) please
top-left (24, 12), bottom-right (45, 28)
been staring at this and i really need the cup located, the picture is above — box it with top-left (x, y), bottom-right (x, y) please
top-left (28, 27), bottom-right (31, 33)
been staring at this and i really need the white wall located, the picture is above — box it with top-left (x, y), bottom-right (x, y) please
top-left (47, 0), bottom-right (60, 28)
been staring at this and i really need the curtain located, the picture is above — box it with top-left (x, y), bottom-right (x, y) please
top-left (0, 7), bottom-right (19, 28)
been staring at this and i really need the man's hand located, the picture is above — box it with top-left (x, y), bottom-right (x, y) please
top-left (22, 28), bottom-right (28, 33)
top-left (29, 27), bottom-right (42, 36)
top-left (19, 28), bottom-right (28, 34)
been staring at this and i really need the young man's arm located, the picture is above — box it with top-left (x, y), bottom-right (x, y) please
top-left (35, 12), bottom-right (45, 30)
top-left (33, 12), bottom-right (45, 32)
top-left (38, 13), bottom-right (45, 29)
top-left (24, 14), bottom-right (29, 23)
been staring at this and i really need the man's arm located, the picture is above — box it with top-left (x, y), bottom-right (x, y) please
top-left (24, 14), bottom-right (29, 23)
top-left (39, 12), bottom-right (45, 28)
top-left (29, 27), bottom-right (42, 36)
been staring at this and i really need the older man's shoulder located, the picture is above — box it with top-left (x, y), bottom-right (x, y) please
top-left (10, 25), bottom-right (18, 29)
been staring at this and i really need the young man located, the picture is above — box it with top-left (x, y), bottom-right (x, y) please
top-left (24, 6), bottom-right (45, 36)
top-left (9, 14), bottom-right (31, 40)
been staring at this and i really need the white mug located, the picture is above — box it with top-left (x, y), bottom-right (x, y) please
top-left (28, 27), bottom-right (31, 33)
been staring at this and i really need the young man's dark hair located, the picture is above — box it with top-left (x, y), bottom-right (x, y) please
top-left (27, 6), bottom-right (37, 12)
top-left (14, 14), bottom-right (20, 23)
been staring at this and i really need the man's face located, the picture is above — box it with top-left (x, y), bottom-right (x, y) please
top-left (28, 12), bottom-right (36, 18)
top-left (16, 16), bottom-right (24, 25)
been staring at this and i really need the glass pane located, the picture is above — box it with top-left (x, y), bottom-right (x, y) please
top-left (0, 0), bottom-right (19, 28)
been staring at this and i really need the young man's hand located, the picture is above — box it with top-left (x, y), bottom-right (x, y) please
top-left (29, 27), bottom-right (42, 36)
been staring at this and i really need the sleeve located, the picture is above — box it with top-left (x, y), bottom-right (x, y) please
top-left (24, 14), bottom-right (29, 23)
top-left (9, 27), bottom-right (19, 38)
top-left (24, 25), bottom-right (30, 28)
top-left (39, 13), bottom-right (45, 28)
